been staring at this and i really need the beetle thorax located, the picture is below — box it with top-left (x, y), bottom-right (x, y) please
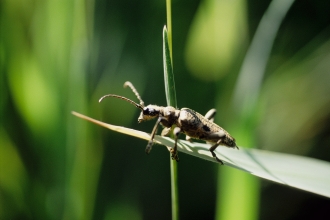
top-left (159, 106), bottom-right (180, 127)
top-left (138, 105), bottom-right (180, 127)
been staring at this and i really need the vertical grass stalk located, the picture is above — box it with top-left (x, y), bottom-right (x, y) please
top-left (163, 21), bottom-right (179, 220)
top-left (166, 0), bottom-right (173, 60)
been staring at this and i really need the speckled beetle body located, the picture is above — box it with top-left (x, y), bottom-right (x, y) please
top-left (99, 81), bottom-right (238, 164)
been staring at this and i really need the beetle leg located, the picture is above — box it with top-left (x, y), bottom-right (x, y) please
top-left (185, 135), bottom-right (192, 142)
top-left (145, 117), bottom-right (162, 154)
top-left (170, 127), bottom-right (181, 161)
top-left (209, 139), bottom-right (224, 165)
top-left (205, 108), bottom-right (216, 122)
top-left (161, 127), bottom-right (171, 136)
top-left (207, 130), bottom-right (225, 139)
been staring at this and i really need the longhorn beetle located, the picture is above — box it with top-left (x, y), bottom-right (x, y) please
top-left (99, 81), bottom-right (238, 164)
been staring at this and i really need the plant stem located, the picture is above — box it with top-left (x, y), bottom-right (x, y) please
top-left (164, 2), bottom-right (179, 218)
top-left (166, 0), bottom-right (173, 60)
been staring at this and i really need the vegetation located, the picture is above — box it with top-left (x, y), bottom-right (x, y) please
top-left (1, 0), bottom-right (330, 219)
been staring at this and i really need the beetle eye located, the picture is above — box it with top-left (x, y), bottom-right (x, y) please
top-left (143, 107), bottom-right (158, 116)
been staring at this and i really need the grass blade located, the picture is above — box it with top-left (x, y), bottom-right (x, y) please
top-left (72, 111), bottom-right (330, 198)
top-left (163, 26), bottom-right (177, 107)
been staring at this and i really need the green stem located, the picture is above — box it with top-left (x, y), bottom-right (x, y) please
top-left (166, 0), bottom-right (173, 60)
top-left (170, 159), bottom-right (179, 220)
top-left (164, 3), bottom-right (178, 218)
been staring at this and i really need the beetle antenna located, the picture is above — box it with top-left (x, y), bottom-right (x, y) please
top-left (123, 81), bottom-right (145, 107)
top-left (99, 94), bottom-right (144, 110)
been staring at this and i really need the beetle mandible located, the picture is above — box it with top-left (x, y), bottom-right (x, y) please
top-left (99, 81), bottom-right (238, 164)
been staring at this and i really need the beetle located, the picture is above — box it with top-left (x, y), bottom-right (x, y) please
top-left (99, 81), bottom-right (238, 164)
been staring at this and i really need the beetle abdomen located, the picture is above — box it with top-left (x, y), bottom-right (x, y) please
top-left (178, 108), bottom-right (218, 140)
top-left (177, 108), bottom-right (237, 148)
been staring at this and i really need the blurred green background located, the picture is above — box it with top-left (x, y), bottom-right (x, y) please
top-left (1, 0), bottom-right (330, 219)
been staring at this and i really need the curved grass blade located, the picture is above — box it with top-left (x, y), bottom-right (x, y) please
top-left (72, 111), bottom-right (330, 199)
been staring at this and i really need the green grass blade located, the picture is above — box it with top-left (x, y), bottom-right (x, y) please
top-left (72, 111), bottom-right (330, 199)
top-left (232, 0), bottom-right (295, 108)
top-left (163, 26), bottom-right (177, 107)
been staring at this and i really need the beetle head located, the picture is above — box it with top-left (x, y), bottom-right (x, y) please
top-left (138, 105), bottom-right (161, 123)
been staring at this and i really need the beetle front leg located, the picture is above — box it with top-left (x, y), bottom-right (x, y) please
top-left (145, 117), bottom-right (162, 154)
top-left (209, 139), bottom-right (224, 165)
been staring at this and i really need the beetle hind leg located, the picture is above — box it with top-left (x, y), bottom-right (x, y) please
top-left (209, 139), bottom-right (224, 165)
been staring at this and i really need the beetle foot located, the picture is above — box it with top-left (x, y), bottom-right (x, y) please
top-left (170, 148), bottom-right (179, 162)
top-left (211, 151), bottom-right (224, 165)
top-left (145, 142), bottom-right (153, 154)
